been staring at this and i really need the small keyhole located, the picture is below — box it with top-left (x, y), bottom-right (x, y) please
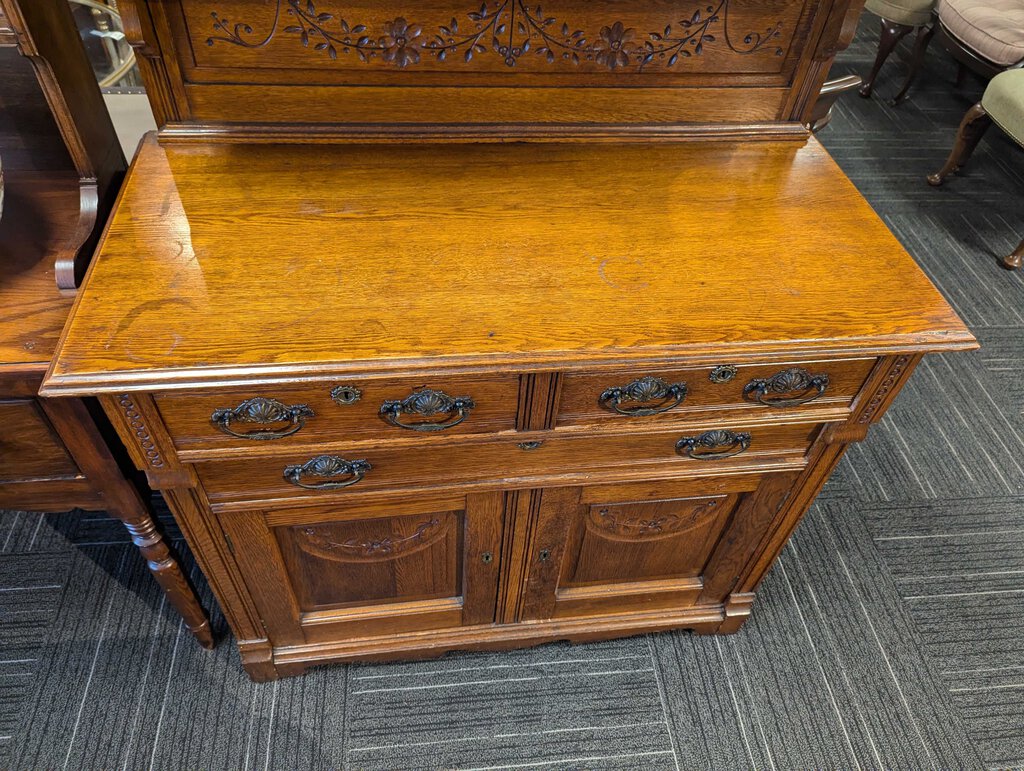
top-left (481, 552), bottom-right (493, 564)
top-left (539, 548), bottom-right (551, 562)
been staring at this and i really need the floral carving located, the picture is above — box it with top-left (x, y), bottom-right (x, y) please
top-left (380, 17), bottom-right (423, 67)
top-left (589, 498), bottom-right (722, 540)
top-left (297, 517), bottom-right (446, 561)
top-left (206, 0), bottom-right (785, 71)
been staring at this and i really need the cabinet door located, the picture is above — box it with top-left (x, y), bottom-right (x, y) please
top-left (221, 492), bottom-right (504, 647)
top-left (520, 474), bottom-right (783, 621)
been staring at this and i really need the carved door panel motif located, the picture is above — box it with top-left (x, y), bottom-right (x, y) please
top-left (521, 474), bottom-right (773, 620)
top-left (221, 491), bottom-right (504, 646)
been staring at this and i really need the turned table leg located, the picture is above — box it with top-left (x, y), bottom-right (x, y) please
top-left (112, 502), bottom-right (215, 649)
top-left (928, 103), bottom-right (992, 186)
top-left (120, 509), bottom-right (215, 649)
top-left (1004, 238), bottom-right (1024, 270)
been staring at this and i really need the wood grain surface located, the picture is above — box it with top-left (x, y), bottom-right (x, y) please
top-left (44, 135), bottom-right (973, 396)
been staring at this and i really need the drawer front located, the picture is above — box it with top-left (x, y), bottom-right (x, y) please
top-left (156, 375), bottom-right (520, 452)
top-left (558, 358), bottom-right (877, 427)
top-left (0, 400), bottom-right (79, 483)
top-left (197, 420), bottom-right (823, 504)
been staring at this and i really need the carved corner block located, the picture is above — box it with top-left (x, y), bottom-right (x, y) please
top-left (718, 592), bottom-right (756, 634)
top-left (101, 393), bottom-right (192, 489)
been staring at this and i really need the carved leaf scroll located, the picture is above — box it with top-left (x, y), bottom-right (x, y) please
top-left (295, 516), bottom-right (449, 562)
top-left (206, 0), bottom-right (785, 71)
top-left (588, 497), bottom-right (724, 541)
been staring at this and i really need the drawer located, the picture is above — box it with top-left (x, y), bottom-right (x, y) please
top-left (156, 375), bottom-right (521, 452)
top-left (197, 420), bottom-right (824, 504)
top-left (557, 358), bottom-right (877, 428)
top-left (0, 400), bottom-right (79, 483)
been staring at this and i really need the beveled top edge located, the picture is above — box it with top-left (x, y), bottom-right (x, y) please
top-left (41, 334), bottom-right (977, 397)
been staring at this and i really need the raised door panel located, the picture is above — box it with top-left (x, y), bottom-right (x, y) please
top-left (521, 473), bottom-right (774, 620)
top-left (221, 491), bottom-right (504, 646)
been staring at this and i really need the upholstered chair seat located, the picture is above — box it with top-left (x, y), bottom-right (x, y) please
top-left (866, 0), bottom-right (935, 28)
top-left (937, 0), bottom-right (1024, 67)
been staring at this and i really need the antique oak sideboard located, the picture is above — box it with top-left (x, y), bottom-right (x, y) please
top-left (42, 0), bottom-right (975, 680)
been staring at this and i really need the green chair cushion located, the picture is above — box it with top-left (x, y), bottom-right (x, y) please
top-left (982, 68), bottom-right (1024, 147)
top-left (865, 0), bottom-right (936, 27)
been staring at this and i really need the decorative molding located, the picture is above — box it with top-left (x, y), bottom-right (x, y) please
top-left (117, 394), bottom-right (165, 468)
top-left (206, 0), bottom-right (784, 71)
top-left (589, 498), bottom-right (722, 540)
top-left (297, 517), bottom-right (446, 561)
top-left (857, 355), bottom-right (911, 424)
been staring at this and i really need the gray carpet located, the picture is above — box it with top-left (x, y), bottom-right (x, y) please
top-left (1, 18), bottom-right (1022, 770)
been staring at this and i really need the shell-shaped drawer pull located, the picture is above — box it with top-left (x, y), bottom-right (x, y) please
top-left (598, 376), bottom-right (687, 417)
top-left (210, 397), bottom-right (314, 440)
top-left (743, 368), bottom-right (829, 408)
top-left (676, 430), bottom-right (751, 460)
top-left (283, 455), bottom-right (371, 490)
top-left (379, 388), bottom-right (475, 432)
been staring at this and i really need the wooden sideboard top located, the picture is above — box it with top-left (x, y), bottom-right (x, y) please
top-left (43, 134), bottom-right (974, 395)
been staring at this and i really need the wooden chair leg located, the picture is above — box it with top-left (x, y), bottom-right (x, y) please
top-left (1004, 238), bottom-right (1024, 270)
top-left (890, 24), bottom-right (935, 105)
top-left (859, 18), bottom-right (913, 98)
top-left (113, 502), bottom-right (216, 649)
top-left (927, 103), bottom-right (992, 186)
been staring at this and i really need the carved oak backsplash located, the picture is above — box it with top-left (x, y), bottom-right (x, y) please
top-left (184, 0), bottom-right (805, 76)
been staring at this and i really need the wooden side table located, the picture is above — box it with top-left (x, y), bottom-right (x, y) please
top-left (0, 0), bottom-right (212, 648)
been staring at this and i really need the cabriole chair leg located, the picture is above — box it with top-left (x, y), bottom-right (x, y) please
top-left (1004, 238), bottom-right (1024, 271)
top-left (891, 24), bottom-right (935, 105)
top-left (860, 18), bottom-right (914, 98)
top-left (927, 102), bottom-right (992, 186)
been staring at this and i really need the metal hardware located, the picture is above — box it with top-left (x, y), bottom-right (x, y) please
top-left (743, 367), bottom-right (829, 407)
top-left (598, 376), bottom-right (687, 417)
top-left (517, 441), bottom-right (544, 451)
top-left (709, 365), bottom-right (738, 384)
top-left (481, 552), bottom-right (493, 564)
top-left (210, 397), bottom-right (314, 440)
top-left (330, 385), bottom-right (362, 405)
top-left (283, 455), bottom-right (371, 490)
top-left (676, 430), bottom-right (751, 460)
top-left (539, 549), bottom-right (551, 562)
top-left (380, 388), bottom-right (475, 431)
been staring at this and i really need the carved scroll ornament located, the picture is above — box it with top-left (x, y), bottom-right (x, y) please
top-left (206, 0), bottom-right (785, 71)
top-left (296, 517), bottom-right (447, 561)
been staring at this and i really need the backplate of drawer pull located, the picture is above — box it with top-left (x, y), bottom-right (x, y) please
top-left (676, 430), bottom-right (751, 460)
top-left (283, 455), bottom-right (371, 490)
top-left (379, 388), bottom-right (476, 431)
top-left (743, 368), bottom-right (829, 408)
top-left (210, 397), bottom-right (314, 440)
top-left (598, 376), bottom-right (687, 417)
